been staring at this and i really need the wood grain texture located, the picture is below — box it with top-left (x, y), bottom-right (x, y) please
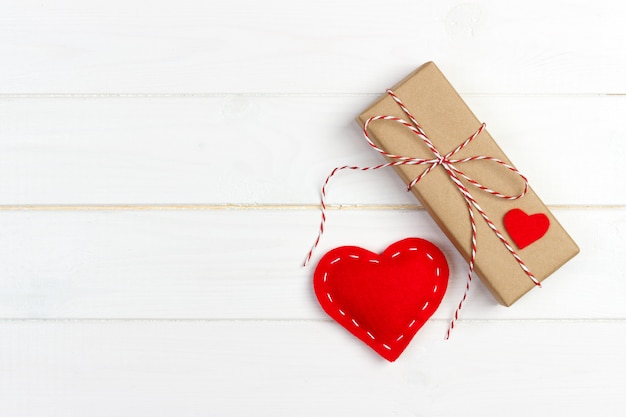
top-left (0, 208), bottom-right (621, 320)
top-left (0, 320), bottom-right (624, 417)
top-left (1, 0), bottom-right (625, 94)
top-left (0, 95), bottom-right (624, 205)
top-left (1, 0), bottom-right (625, 415)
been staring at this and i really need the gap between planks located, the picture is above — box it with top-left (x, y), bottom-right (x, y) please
top-left (0, 204), bottom-right (621, 211)
top-left (0, 93), bottom-right (625, 99)
top-left (0, 318), bottom-right (622, 323)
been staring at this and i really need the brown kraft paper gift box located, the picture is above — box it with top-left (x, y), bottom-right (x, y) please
top-left (357, 62), bottom-right (579, 306)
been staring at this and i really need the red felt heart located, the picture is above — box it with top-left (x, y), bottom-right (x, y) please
top-left (503, 208), bottom-right (550, 249)
top-left (313, 238), bottom-right (449, 362)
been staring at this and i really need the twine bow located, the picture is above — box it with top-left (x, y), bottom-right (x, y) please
top-left (304, 89), bottom-right (540, 338)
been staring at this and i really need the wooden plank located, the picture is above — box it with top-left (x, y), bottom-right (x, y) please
top-left (1, 1), bottom-right (625, 94)
top-left (0, 95), bottom-right (623, 205)
top-left (0, 320), bottom-right (623, 416)
top-left (0, 207), bottom-right (620, 320)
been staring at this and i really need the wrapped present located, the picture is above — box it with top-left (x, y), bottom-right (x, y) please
top-left (356, 62), bottom-right (579, 307)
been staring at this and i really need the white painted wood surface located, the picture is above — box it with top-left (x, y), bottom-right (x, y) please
top-left (1, 1), bottom-right (624, 416)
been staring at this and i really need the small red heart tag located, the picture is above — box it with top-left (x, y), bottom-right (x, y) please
top-left (313, 238), bottom-right (449, 361)
top-left (503, 208), bottom-right (550, 249)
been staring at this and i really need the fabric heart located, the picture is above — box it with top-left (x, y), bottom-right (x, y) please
top-left (313, 238), bottom-right (449, 362)
top-left (503, 208), bottom-right (550, 249)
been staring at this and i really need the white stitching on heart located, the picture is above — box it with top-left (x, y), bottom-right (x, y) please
top-left (322, 244), bottom-right (443, 354)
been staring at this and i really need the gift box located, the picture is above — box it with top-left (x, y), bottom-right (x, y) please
top-left (357, 62), bottom-right (579, 306)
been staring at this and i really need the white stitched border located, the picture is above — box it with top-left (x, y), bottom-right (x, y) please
top-left (320, 244), bottom-right (444, 354)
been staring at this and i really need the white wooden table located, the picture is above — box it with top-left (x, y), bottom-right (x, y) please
top-left (1, 1), bottom-right (624, 415)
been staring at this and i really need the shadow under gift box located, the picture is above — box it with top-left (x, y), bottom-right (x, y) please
top-left (357, 62), bottom-right (579, 306)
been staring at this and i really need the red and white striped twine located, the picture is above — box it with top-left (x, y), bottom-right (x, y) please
top-left (304, 89), bottom-right (540, 339)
